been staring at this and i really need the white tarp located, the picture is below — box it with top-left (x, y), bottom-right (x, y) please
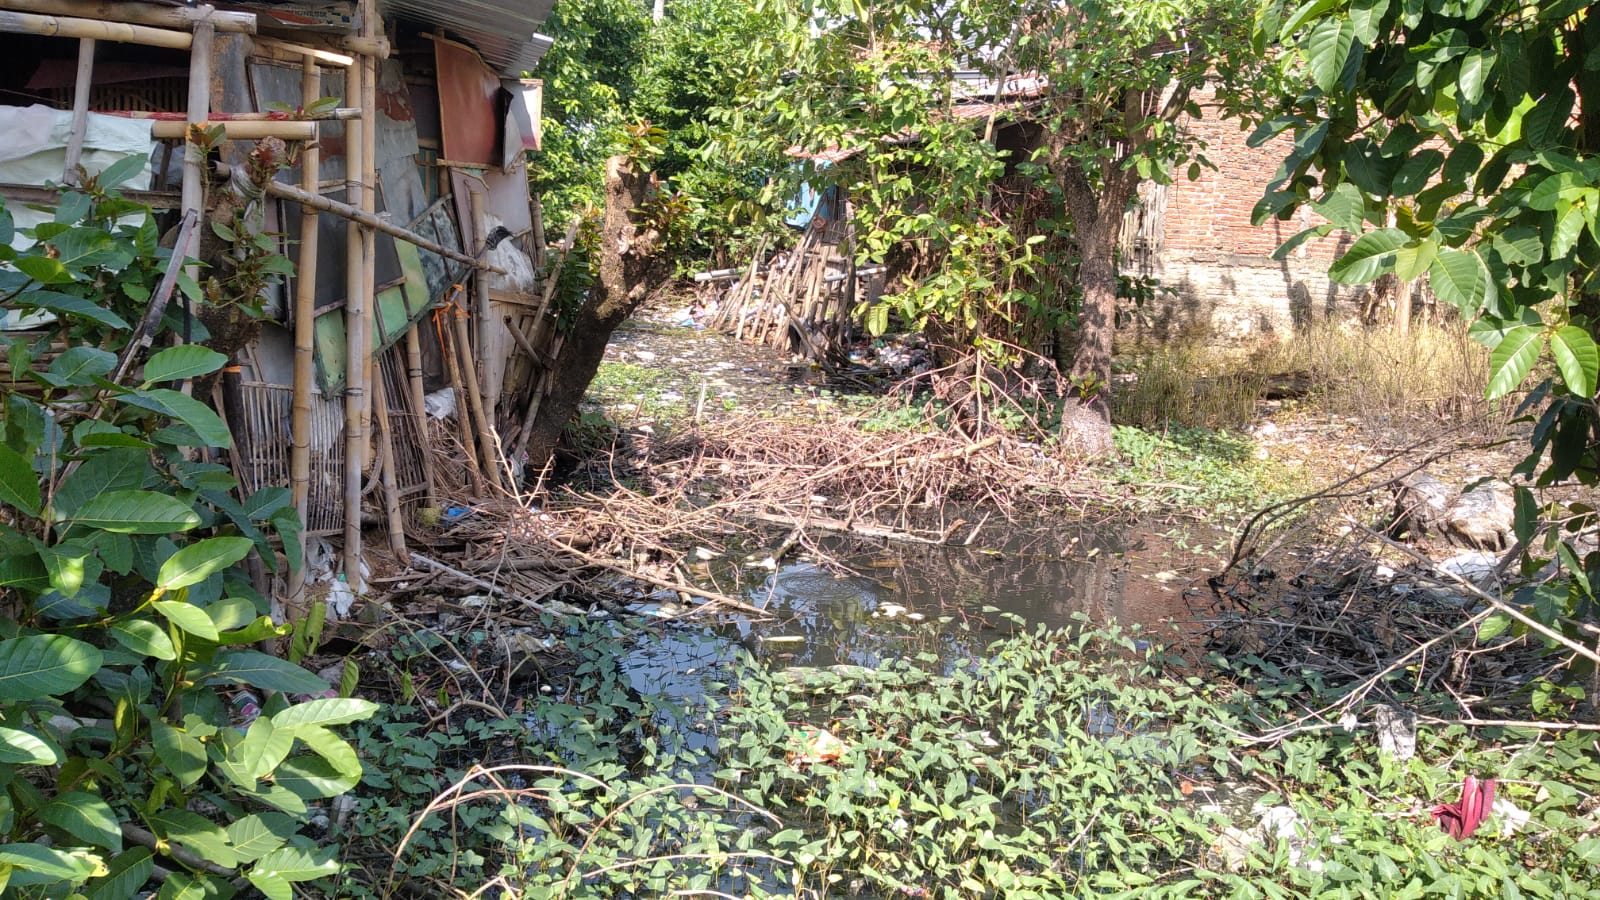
top-left (1, 105), bottom-right (156, 329)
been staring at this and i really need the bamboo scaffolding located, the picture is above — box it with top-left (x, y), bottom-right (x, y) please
top-left (358, 14), bottom-right (378, 503)
top-left (341, 50), bottom-right (367, 590)
top-left (181, 12), bottom-right (212, 283)
top-left (451, 299), bottom-right (504, 491)
top-left (0, 0), bottom-right (255, 33)
top-left (288, 57), bottom-right (321, 608)
top-left (438, 305), bottom-right (486, 494)
top-left (467, 181), bottom-right (494, 422)
top-left (119, 108), bottom-right (361, 121)
top-left (153, 120), bottom-right (317, 141)
top-left (0, 9), bottom-right (192, 47)
top-left (61, 38), bottom-right (94, 185)
top-left (251, 35), bottom-right (353, 67)
top-left (223, 169), bottom-right (499, 272)
top-left (371, 375), bottom-right (407, 557)
top-left (404, 325), bottom-right (435, 503)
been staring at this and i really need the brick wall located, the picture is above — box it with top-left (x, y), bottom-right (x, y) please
top-left (1124, 87), bottom-right (1365, 342)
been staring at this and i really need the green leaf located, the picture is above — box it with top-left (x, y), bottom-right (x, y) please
top-left (1551, 201), bottom-right (1588, 259)
top-left (70, 490), bottom-right (200, 534)
top-left (149, 809), bottom-right (238, 870)
top-left (1310, 183), bottom-right (1365, 232)
top-left (225, 814), bottom-right (291, 864)
top-left (208, 650), bottom-right (329, 695)
top-left (48, 346), bottom-right (117, 386)
top-left (1487, 325), bottom-right (1544, 399)
top-left (108, 618), bottom-right (178, 661)
top-left (1347, 0), bottom-right (1390, 43)
top-left (1305, 17), bottom-right (1358, 93)
top-left (0, 634), bottom-right (102, 700)
top-left (228, 718), bottom-right (294, 782)
top-left (271, 755), bottom-right (358, 800)
top-left (15, 291), bottom-right (130, 330)
top-left (291, 724), bottom-right (361, 778)
top-left (39, 791), bottom-right (122, 851)
top-left (1329, 228), bottom-right (1407, 284)
top-left (1428, 248), bottom-right (1489, 314)
top-left (0, 726), bottom-right (60, 765)
top-left (53, 448), bottom-right (149, 518)
top-left (85, 848), bottom-right (154, 900)
top-left (142, 346), bottom-right (228, 385)
top-left (0, 442), bottom-right (41, 517)
top-left (251, 846), bottom-right (339, 882)
top-left (1392, 239), bottom-right (1437, 282)
top-left (247, 870), bottom-right (292, 900)
top-left (157, 537), bottom-right (253, 591)
top-left (0, 843), bottom-right (103, 886)
top-left (271, 697), bottom-right (379, 732)
top-left (1549, 325), bottom-right (1599, 398)
top-left (117, 389), bottom-right (232, 449)
top-left (151, 721), bottom-right (207, 788)
top-left (153, 600), bottom-right (220, 641)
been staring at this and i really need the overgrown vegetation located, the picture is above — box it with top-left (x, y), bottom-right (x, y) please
top-left (0, 180), bottom-right (373, 894)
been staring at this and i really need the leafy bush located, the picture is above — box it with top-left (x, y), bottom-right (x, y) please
top-left (0, 177), bottom-right (373, 895)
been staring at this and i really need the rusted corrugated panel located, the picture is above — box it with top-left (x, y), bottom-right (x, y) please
top-left (379, 0), bottom-right (556, 76)
top-left (434, 38), bottom-right (499, 167)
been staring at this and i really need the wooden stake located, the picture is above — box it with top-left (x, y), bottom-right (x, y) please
top-left (467, 180), bottom-right (495, 421)
top-left (181, 11), bottom-right (213, 283)
top-left (152, 120), bottom-right (317, 140)
top-left (451, 299), bottom-right (505, 491)
top-left (403, 325), bottom-right (436, 504)
top-left (371, 373), bottom-right (408, 557)
top-left (358, 27), bottom-right (378, 491)
top-left (437, 306), bottom-right (486, 494)
top-left (288, 57), bottom-right (320, 608)
top-left (61, 38), bottom-right (94, 185)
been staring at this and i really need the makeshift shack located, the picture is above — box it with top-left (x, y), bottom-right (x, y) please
top-left (0, 0), bottom-right (559, 602)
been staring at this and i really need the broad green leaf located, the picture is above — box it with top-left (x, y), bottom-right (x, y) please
top-left (1528, 172), bottom-right (1587, 211)
top-left (1549, 325), bottom-right (1599, 398)
top-left (149, 809), bottom-right (239, 870)
top-left (1428, 248), bottom-right (1488, 314)
top-left (271, 698), bottom-right (379, 731)
top-left (1329, 228), bottom-right (1407, 284)
top-left (1279, 0), bottom-right (1340, 38)
top-left (153, 600), bottom-right (220, 641)
top-left (272, 755), bottom-right (359, 800)
top-left (0, 443), bottom-right (41, 516)
top-left (1390, 149), bottom-right (1443, 196)
top-left (39, 792), bottom-right (122, 851)
top-left (37, 541), bottom-right (93, 598)
top-left (52, 448), bottom-right (149, 518)
top-left (247, 870), bottom-right (292, 900)
top-left (47, 346), bottom-right (116, 386)
top-left (1457, 49), bottom-right (1489, 104)
top-left (0, 634), bottom-right (102, 700)
top-left (228, 718), bottom-right (294, 782)
top-left (1551, 201), bottom-right (1588, 259)
top-left (1391, 239), bottom-right (1437, 282)
top-left (151, 721), bottom-right (207, 788)
top-left (157, 537), bottom-right (253, 591)
top-left (108, 619), bottom-right (178, 661)
top-left (251, 846), bottom-right (339, 882)
top-left (141, 346), bottom-right (228, 385)
top-left (1305, 17), bottom-right (1357, 93)
top-left (70, 490), bottom-right (200, 534)
top-left (85, 848), bottom-right (153, 900)
top-left (0, 843), bottom-right (103, 886)
top-left (225, 814), bottom-right (291, 864)
top-left (118, 389), bottom-right (232, 449)
top-left (14, 291), bottom-right (130, 330)
top-left (1487, 325), bottom-right (1543, 399)
top-left (156, 873), bottom-right (213, 900)
top-left (1347, 0), bottom-right (1390, 43)
top-left (1310, 183), bottom-right (1364, 232)
top-left (208, 650), bottom-right (329, 695)
top-left (291, 724), bottom-right (361, 778)
top-left (0, 726), bottom-right (59, 765)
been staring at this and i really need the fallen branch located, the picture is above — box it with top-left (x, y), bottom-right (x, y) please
top-left (409, 552), bottom-right (563, 616)
top-left (858, 432), bottom-right (1001, 468)
top-left (544, 535), bottom-right (770, 617)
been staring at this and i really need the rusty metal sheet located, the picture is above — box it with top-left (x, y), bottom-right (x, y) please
top-left (434, 38), bottom-right (500, 168)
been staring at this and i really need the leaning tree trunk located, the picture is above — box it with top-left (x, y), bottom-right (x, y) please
top-left (521, 155), bottom-right (671, 469)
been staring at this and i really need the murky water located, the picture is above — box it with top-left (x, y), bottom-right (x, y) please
top-left (620, 520), bottom-right (1224, 704)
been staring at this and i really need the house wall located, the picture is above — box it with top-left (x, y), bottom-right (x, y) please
top-left (1128, 87), bottom-right (1365, 343)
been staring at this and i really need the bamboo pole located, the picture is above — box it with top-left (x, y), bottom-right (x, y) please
top-left (467, 180), bottom-right (495, 424)
top-left (153, 120), bottom-right (317, 141)
top-left (0, 10), bottom-right (191, 47)
top-left (341, 50), bottom-right (367, 592)
top-left (0, 0), bottom-right (255, 32)
top-left (250, 35), bottom-right (353, 67)
top-left (358, 10), bottom-right (378, 499)
top-left (61, 38), bottom-right (94, 185)
top-left (119, 108), bottom-right (360, 121)
top-left (404, 325), bottom-right (436, 503)
top-left (221, 170), bottom-right (500, 272)
top-left (181, 12), bottom-right (213, 284)
top-left (438, 306), bottom-right (486, 494)
top-left (451, 299), bottom-right (505, 492)
top-left (288, 57), bottom-right (321, 608)
top-left (370, 373), bottom-right (408, 557)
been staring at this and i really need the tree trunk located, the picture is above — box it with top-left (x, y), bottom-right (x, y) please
top-left (521, 155), bottom-right (670, 469)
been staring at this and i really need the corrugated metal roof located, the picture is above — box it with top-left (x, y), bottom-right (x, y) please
top-left (378, 0), bottom-right (557, 76)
